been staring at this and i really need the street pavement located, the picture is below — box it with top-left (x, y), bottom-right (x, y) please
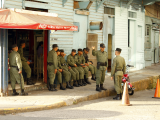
top-left (0, 89), bottom-right (160, 120)
top-left (0, 63), bottom-right (160, 110)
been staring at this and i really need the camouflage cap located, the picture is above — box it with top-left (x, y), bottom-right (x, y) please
top-left (72, 49), bottom-right (76, 52)
top-left (78, 48), bottom-right (83, 52)
top-left (52, 44), bottom-right (58, 48)
top-left (100, 43), bottom-right (105, 48)
top-left (85, 47), bottom-right (90, 52)
top-left (60, 49), bottom-right (64, 52)
top-left (115, 48), bottom-right (122, 52)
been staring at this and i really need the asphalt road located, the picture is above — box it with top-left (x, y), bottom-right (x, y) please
top-left (0, 89), bottom-right (160, 120)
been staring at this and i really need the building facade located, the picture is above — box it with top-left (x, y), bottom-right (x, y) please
top-left (0, 0), bottom-right (159, 95)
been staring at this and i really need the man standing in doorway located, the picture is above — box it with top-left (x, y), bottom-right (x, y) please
top-left (18, 40), bottom-right (34, 85)
top-left (9, 44), bottom-right (28, 96)
top-left (92, 43), bottom-right (108, 92)
top-left (111, 48), bottom-right (126, 100)
top-left (47, 44), bottom-right (58, 91)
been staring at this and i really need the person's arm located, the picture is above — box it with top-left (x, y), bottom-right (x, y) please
top-left (18, 48), bottom-right (27, 62)
top-left (92, 49), bottom-right (97, 56)
top-left (76, 56), bottom-right (81, 66)
top-left (59, 57), bottom-right (62, 69)
top-left (16, 53), bottom-right (22, 73)
top-left (67, 56), bottom-right (75, 66)
top-left (105, 52), bottom-right (108, 68)
top-left (111, 59), bottom-right (116, 77)
top-left (82, 56), bottom-right (85, 64)
top-left (53, 52), bottom-right (58, 69)
top-left (123, 59), bottom-right (126, 74)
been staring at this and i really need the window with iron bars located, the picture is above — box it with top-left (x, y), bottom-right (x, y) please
top-left (104, 7), bottom-right (115, 15)
top-left (128, 11), bottom-right (137, 18)
top-left (24, 0), bottom-right (48, 12)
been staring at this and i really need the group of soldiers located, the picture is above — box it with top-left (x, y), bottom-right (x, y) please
top-left (47, 43), bottom-right (126, 100)
top-left (9, 41), bottom-right (126, 100)
top-left (47, 44), bottom-right (97, 91)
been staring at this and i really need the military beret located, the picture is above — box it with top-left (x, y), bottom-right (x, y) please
top-left (72, 49), bottom-right (76, 52)
top-left (100, 43), bottom-right (105, 48)
top-left (20, 40), bottom-right (25, 45)
top-left (115, 48), bottom-right (122, 52)
top-left (60, 49), bottom-right (64, 52)
top-left (78, 49), bottom-right (83, 52)
top-left (52, 44), bottom-right (58, 48)
top-left (83, 48), bottom-right (86, 51)
top-left (12, 44), bottom-right (18, 48)
top-left (86, 47), bottom-right (90, 52)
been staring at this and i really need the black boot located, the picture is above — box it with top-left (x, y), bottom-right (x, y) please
top-left (73, 80), bottom-right (79, 87)
top-left (100, 84), bottom-right (107, 90)
top-left (78, 80), bottom-right (83, 86)
top-left (60, 83), bottom-right (66, 90)
top-left (96, 85), bottom-right (101, 92)
top-left (91, 74), bottom-right (96, 81)
top-left (66, 82), bottom-right (74, 89)
top-left (12, 89), bottom-right (19, 96)
top-left (85, 78), bottom-right (91, 84)
top-left (120, 93), bottom-right (122, 99)
top-left (50, 84), bottom-right (57, 91)
top-left (113, 94), bottom-right (121, 100)
top-left (21, 89), bottom-right (28, 96)
top-left (82, 79), bottom-right (87, 86)
top-left (47, 82), bottom-right (51, 91)
top-left (27, 78), bottom-right (35, 85)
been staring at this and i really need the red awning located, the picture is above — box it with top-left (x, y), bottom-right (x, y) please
top-left (0, 9), bottom-right (78, 31)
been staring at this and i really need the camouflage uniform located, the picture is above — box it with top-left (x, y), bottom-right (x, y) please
top-left (67, 54), bottom-right (79, 80)
top-left (47, 49), bottom-right (57, 85)
top-left (92, 50), bottom-right (108, 85)
top-left (111, 55), bottom-right (126, 94)
top-left (18, 47), bottom-right (31, 79)
top-left (9, 50), bottom-right (24, 90)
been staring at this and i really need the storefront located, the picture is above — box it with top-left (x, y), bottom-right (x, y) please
top-left (0, 9), bottom-right (77, 96)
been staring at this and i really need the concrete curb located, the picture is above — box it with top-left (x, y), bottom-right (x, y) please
top-left (0, 75), bottom-right (159, 115)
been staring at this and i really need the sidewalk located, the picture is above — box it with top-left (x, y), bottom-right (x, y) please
top-left (0, 63), bottom-right (160, 114)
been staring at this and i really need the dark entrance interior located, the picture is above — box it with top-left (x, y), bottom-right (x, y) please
top-left (8, 29), bottom-right (45, 84)
top-left (107, 34), bottom-right (112, 72)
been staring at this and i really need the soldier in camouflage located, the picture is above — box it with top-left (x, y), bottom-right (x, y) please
top-left (59, 49), bottom-right (75, 88)
top-left (67, 49), bottom-right (81, 86)
top-left (9, 44), bottom-right (28, 96)
top-left (111, 48), bottom-right (126, 100)
top-left (56, 49), bottom-right (66, 90)
top-left (76, 49), bottom-right (90, 85)
top-left (47, 44), bottom-right (58, 91)
top-left (83, 47), bottom-right (96, 81)
top-left (92, 43), bottom-right (108, 92)
top-left (18, 40), bottom-right (34, 85)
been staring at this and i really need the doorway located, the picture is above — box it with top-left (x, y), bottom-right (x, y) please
top-left (108, 34), bottom-right (112, 72)
top-left (8, 29), bottom-right (48, 84)
top-left (128, 20), bottom-right (136, 66)
top-left (154, 31), bottom-right (159, 63)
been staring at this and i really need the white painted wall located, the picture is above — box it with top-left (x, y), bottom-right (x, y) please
top-left (115, 7), bottom-right (128, 63)
top-left (48, 0), bottom-right (74, 55)
top-left (135, 11), bottom-right (145, 70)
top-left (88, 2), bottom-right (104, 50)
top-left (73, 13), bottom-right (87, 50)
